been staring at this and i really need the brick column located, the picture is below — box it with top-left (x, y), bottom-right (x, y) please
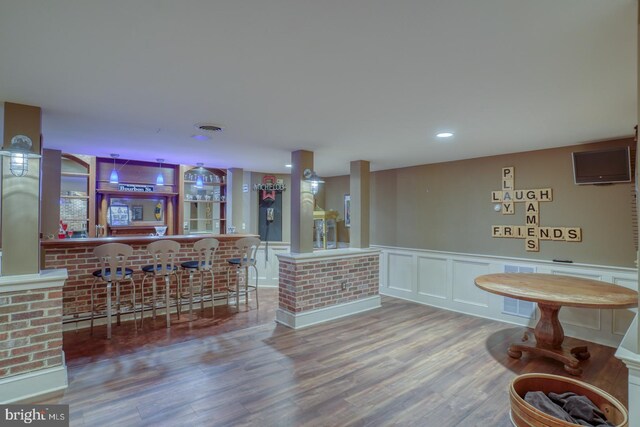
top-left (276, 248), bottom-right (380, 329)
top-left (0, 102), bottom-right (69, 403)
top-left (0, 288), bottom-right (63, 377)
top-left (0, 270), bottom-right (68, 403)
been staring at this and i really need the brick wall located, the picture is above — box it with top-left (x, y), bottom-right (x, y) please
top-left (43, 239), bottom-right (243, 319)
top-left (278, 254), bottom-right (379, 313)
top-left (0, 287), bottom-right (63, 379)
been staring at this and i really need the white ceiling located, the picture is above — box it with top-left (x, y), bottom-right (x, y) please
top-left (0, 0), bottom-right (636, 177)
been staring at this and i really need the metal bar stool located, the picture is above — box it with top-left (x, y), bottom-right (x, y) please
top-left (181, 238), bottom-right (219, 319)
top-left (140, 240), bottom-right (182, 328)
top-left (91, 243), bottom-right (136, 339)
top-left (226, 237), bottom-right (260, 310)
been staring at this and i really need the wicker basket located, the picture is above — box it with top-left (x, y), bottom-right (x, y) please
top-left (509, 373), bottom-right (628, 427)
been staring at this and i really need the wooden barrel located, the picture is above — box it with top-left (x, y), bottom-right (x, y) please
top-left (509, 373), bottom-right (628, 427)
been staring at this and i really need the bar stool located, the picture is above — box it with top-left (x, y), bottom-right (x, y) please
top-left (181, 238), bottom-right (219, 320)
top-left (140, 240), bottom-right (182, 328)
top-left (226, 237), bottom-right (260, 310)
top-left (91, 243), bottom-right (136, 339)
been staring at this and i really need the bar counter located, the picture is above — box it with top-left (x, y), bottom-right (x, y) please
top-left (41, 233), bottom-right (257, 320)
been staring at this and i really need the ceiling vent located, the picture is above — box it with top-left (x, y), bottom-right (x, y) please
top-left (195, 123), bottom-right (223, 133)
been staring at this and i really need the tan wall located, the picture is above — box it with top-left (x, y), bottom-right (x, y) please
top-left (326, 138), bottom-right (636, 267)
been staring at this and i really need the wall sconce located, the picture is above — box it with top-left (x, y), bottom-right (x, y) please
top-left (109, 153), bottom-right (120, 184)
top-left (156, 158), bottom-right (165, 186)
top-left (303, 168), bottom-right (324, 195)
top-left (195, 163), bottom-right (204, 189)
top-left (0, 135), bottom-right (41, 177)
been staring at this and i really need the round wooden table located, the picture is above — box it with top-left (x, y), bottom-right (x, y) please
top-left (475, 273), bottom-right (638, 375)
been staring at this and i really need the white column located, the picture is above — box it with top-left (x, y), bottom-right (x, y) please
top-left (616, 315), bottom-right (640, 426)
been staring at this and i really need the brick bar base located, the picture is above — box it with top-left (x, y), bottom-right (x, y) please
top-left (0, 269), bottom-right (68, 403)
top-left (276, 248), bottom-right (380, 329)
top-left (41, 235), bottom-right (254, 321)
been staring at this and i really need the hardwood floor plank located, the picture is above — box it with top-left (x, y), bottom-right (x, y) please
top-left (41, 289), bottom-right (627, 426)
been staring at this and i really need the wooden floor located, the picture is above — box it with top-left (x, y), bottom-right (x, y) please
top-left (44, 288), bottom-right (628, 426)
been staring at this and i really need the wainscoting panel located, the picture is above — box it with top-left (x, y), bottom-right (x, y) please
top-left (613, 309), bottom-right (637, 336)
top-left (416, 256), bottom-right (448, 299)
top-left (549, 270), bottom-right (603, 281)
top-left (452, 260), bottom-right (490, 308)
top-left (387, 253), bottom-right (414, 294)
top-left (559, 307), bottom-right (602, 331)
top-left (612, 276), bottom-right (639, 336)
top-left (376, 245), bottom-right (637, 348)
top-left (250, 242), bottom-right (290, 287)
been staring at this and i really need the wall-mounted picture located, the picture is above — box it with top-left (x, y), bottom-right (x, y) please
top-left (131, 205), bottom-right (143, 221)
top-left (108, 204), bottom-right (130, 226)
top-left (344, 194), bottom-right (351, 228)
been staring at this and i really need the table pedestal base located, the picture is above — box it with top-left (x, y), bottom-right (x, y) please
top-left (508, 339), bottom-right (590, 375)
top-left (507, 304), bottom-right (590, 376)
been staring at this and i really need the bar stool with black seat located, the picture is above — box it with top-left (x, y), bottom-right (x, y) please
top-left (140, 239), bottom-right (182, 328)
top-left (226, 237), bottom-right (260, 310)
top-left (91, 243), bottom-right (137, 339)
top-left (180, 237), bottom-right (219, 320)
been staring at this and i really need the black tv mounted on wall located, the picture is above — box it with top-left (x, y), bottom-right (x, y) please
top-left (572, 146), bottom-right (631, 185)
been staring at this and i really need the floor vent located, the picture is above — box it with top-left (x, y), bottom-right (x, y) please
top-left (502, 264), bottom-right (536, 318)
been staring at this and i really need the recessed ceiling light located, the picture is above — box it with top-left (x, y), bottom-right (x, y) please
top-left (191, 134), bottom-right (211, 141)
top-left (285, 164), bottom-right (292, 168)
top-left (194, 123), bottom-right (223, 133)
top-left (436, 132), bottom-right (454, 138)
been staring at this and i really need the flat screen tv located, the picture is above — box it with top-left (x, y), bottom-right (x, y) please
top-left (572, 146), bottom-right (631, 185)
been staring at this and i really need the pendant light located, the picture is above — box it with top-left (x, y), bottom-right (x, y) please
top-left (109, 154), bottom-right (120, 184)
top-left (156, 159), bottom-right (165, 186)
top-left (303, 168), bottom-right (324, 195)
top-left (0, 135), bottom-right (42, 177)
top-left (195, 163), bottom-right (204, 189)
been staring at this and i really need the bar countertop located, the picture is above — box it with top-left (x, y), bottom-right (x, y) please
top-left (41, 233), bottom-right (258, 248)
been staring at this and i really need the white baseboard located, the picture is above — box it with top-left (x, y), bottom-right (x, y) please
top-left (0, 362), bottom-right (68, 404)
top-left (276, 295), bottom-right (381, 329)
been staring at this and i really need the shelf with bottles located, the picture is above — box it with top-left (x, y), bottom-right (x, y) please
top-left (183, 218), bottom-right (225, 234)
top-left (179, 165), bottom-right (227, 234)
top-left (58, 154), bottom-right (96, 239)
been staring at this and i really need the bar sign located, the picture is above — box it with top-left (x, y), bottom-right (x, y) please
top-left (118, 184), bottom-right (154, 192)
